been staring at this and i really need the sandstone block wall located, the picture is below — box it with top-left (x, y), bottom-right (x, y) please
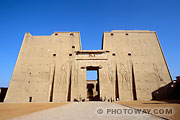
top-left (5, 30), bottom-right (172, 102)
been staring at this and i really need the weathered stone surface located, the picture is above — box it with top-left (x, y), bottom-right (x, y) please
top-left (5, 30), bottom-right (172, 102)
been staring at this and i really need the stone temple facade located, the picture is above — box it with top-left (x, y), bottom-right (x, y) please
top-left (5, 30), bottom-right (172, 102)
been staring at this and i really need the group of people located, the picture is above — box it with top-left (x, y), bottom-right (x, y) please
top-left (100, 96), bottom-right (115, 102)
top-left (74, 95), bottom-right (119, 102)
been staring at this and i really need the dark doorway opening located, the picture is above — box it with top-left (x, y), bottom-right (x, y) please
top-left (87, 83), bottom-right (94, 100)
top-left (86, 67), bottom-right (100, 101)
top-left (29, 97), bottom-right (32, 102)
top-left (0, 87), bottom-right (8, 102)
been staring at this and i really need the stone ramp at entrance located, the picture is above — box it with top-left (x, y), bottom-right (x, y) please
top-left (11, 102), bottom-right (163, 120)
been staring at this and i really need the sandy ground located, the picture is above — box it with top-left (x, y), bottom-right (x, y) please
top-left (115, 100), bottom-right (180, 120)
top-left (0, 103), bottom-right (66, 120)
top-left (0, 101), bottom-right (179, 120)
top-left (11, 102), bottom-right (162, 120)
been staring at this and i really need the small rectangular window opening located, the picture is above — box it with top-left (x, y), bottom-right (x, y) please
top-left (128, 53), bottom-right (131, 56)
top-left (53, 54), bottom-right (56, 56)
top-left (86, 70), bottom-right (98, 80)
top-left (70, 33), bottom-right (74, 36)
top-left (112, 53), bottom-right (116, 56)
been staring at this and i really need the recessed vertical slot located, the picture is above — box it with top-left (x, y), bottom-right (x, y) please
top-left (132, 65), bottom-right (137, 100)
top-left (115, 66), bottom-right (119, 101)
top-left (49, 66), bottom-right (55, 102)
top-left (67, 67), bottom-right (72, 102)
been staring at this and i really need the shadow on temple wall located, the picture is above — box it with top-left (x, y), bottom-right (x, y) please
top-left (0, 87), bottom-right (8, 102)
top-left (152, 76), bottom-right (180, 103)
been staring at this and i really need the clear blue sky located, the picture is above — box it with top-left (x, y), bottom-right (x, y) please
top-left (0, 0), bottom-right (179, 87)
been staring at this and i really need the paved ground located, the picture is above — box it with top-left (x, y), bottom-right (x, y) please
top-left (11, 102), bottom-right (162, 120)
top-left (116, 100), bottom-right (180, 120)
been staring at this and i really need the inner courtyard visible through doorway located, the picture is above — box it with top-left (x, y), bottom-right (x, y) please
top-left (86, 67), bottom-right (100, 101)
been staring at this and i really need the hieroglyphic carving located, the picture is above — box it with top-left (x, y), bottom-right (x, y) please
top-left (60, 63), bottom-right (68, 85)
top-left (119, 62), bottom-right (130, 90)
top-left (108, 63), bottom-right (113, 84)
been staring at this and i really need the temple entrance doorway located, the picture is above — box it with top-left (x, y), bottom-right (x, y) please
top-left (86, 67), bottom-right (100, 101)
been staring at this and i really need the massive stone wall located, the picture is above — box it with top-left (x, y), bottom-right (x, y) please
top-left (102, 30), bottom-right (172, 100)
top-left (5, 32), bottom-right (81, 102)
top-left (4, 30), bottom-right (172, 102)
